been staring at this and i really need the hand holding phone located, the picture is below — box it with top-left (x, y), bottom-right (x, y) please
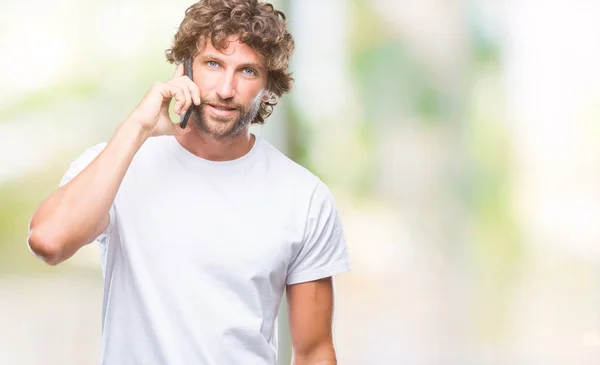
top-left (126, 59), bottom-right (200, 138)
top-left (180, 58), bottom-right (195, 129)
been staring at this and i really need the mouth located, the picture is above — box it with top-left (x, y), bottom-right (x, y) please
top-left (207, 103), bottom-right (238, 118)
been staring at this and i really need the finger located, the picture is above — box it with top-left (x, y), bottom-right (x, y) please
top-left (170, 79), bottom-right (193, 114)
top-left (173, 86), bottom-right (186, 115)
top-left (160, 84), bottom-right (186, 114)
top-left (178, 83), bottom-right (193, 115)
top-left (170, 63), bottom-right (184, 81)
top-left (183, 77), bottom-right (201, 105)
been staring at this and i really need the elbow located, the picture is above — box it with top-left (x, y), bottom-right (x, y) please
top-left (293, 343), bottom-right (337, 365)
top-left (27, 229), bottom-right (64, 266)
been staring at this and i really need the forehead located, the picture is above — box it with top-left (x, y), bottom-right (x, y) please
top-left (199, 35), bottom-right (265, 68)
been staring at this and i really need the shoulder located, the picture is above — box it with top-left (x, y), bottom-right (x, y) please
top-left (69, 135), bottom-right (170, 165)
top-left (127, 135), bottom-right (175, 169)
top-left (137, 135), bottom-right (172, 156)
top-left (256, 136), bottom-right (320, 190)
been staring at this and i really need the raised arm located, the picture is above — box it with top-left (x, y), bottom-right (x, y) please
top-left (27, 63), bottom-right (199, 265)
top-left (27, 122), bottom-right (147, 265)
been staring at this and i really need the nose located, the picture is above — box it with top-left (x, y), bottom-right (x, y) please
top-left (216, 72), bottom-right (236, 100)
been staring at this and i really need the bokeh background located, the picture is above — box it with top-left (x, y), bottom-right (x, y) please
top-left (2, 0), bottom-right (600, 364)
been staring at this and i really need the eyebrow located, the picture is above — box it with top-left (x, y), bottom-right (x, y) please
top-left (199, 54), bottom-right (264, 73)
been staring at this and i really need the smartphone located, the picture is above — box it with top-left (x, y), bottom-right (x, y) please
top-left (179, 58), bottom-right (194, 129)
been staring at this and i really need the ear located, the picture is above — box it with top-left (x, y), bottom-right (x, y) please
top-left (261, 91), bottom-right (272, 103)
top-left (262, 91), bottom-right (280, 105)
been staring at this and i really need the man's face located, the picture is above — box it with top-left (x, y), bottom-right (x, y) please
top-left (190, 35), bottom-right (268, 139)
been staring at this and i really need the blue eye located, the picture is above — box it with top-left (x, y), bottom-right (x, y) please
top-left (207, 61), bottom-right (219, 68)
top-left (242, 68), bottom-right (256, 76)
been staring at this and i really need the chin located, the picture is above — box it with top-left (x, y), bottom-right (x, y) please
top-left (201, 120), bottom-right (240, 138)
top-left (195, 108), bottom-right (250, 139)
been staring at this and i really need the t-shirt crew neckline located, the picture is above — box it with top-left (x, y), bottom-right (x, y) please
top-left (166, 134), bottom-right (262, 167)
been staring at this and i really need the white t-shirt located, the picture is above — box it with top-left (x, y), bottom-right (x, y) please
top-left (57, 134), bottom-right (350, 365)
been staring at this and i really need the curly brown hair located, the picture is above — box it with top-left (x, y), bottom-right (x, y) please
top-left (165, 0), bottom-right (295, 125)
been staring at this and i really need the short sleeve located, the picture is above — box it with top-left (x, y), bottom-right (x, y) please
top-left (286, 180), bottom-right (351, 285)
top-left (58, 142), bottom-right (114, 246)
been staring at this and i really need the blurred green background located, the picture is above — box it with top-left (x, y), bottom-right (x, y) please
top-left (2, 0), bottom-right (600, 364)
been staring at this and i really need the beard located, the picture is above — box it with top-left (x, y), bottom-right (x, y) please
top-left (191, 91), bottom-right (263, 139)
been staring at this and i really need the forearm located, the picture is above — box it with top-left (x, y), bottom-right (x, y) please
top-left (28, 119), bottom-right (148, 264)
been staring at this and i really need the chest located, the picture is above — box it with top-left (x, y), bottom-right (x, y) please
top-left (111, 164), bottom-right (304, 285)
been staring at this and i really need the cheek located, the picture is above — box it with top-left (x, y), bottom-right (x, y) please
top-left (239, 81), bottom-right (267, 104)
top-left (194, 72), bottom-right (219, 96)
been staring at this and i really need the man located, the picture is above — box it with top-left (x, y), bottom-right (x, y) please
top-left (27, 0), bottom-right (350, 364)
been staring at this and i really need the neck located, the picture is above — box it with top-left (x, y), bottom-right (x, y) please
top-left (175, 125), bottom-right (255, 161)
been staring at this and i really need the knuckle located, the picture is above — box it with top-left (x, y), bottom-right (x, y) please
top-left (187, 78), bottom-right (198, 88)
